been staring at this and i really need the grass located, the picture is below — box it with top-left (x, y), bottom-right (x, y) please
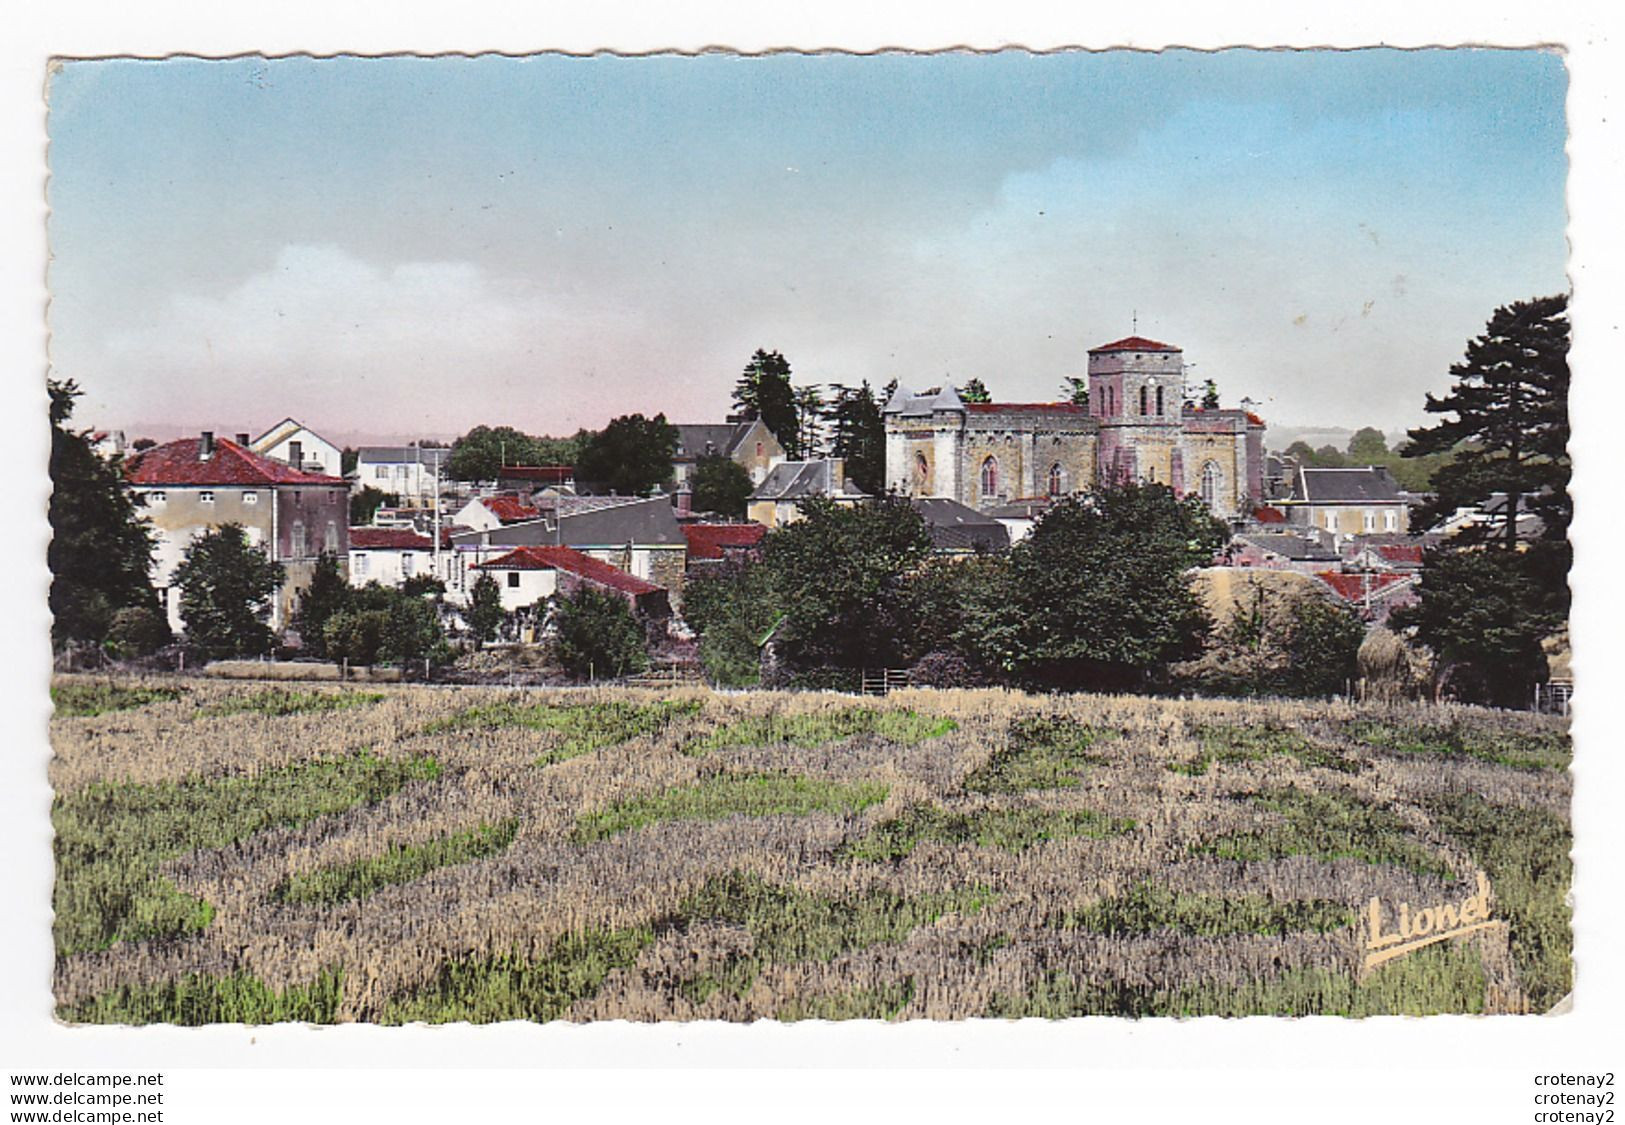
top-left (666, 870), bottom-right (993, 1005)
top-left (52, 751), bottom-right (441, 956)
top-left (571, 773), bottom-right (889, 844)
top-left (427, 699), bottom-right (702, 764)
top-left (692, 708), bottom-right (957, 755)
top-left (200, 689), bottom-right (385, 718)
top-left (385, 927), bottom-right (654, 1024)
top-left (1170, 723), bottom-right (1358, 776)
top-left (777, 977), bottom-right (916, 1021)
top-left (985, 944), bottom-right (1487, 1018)
top-left (1423, 791), bottom-right (1572, 1011)
top-left (272, 819), bottom-right (520, 906)
top-left (1345, 718), bottom-right (1571, 772)
top-left (842, 803), bottom-right (1133, 862)
top-left (1196, 787), bottom-right (1456, 881)
top-left (1054, 881), bottom-right (1354, 937)
top-left (51, 681), bottom-right (184, 718)
top-left (963, 716), bottom-right (1114, 794)
top-left (59, 968), bottom-right (343, 1026)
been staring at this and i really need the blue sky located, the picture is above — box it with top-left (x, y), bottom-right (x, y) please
top-left (45, 49), bottom-right (1569, 443)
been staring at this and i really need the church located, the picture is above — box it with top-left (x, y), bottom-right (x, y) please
top-left (882, 335), bottom-right (1266, 519)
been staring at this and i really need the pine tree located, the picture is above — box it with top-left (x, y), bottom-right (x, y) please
top-left (826, 382), bottom-right (886, 495)
top-left (1404, 294), bottom-right (1570, 547)
top-left (1200, 379), bottom-right (1220, 410)
top-left (1059, 377), bottom-right (1089, 407)
top-left (733, 350), bottom-right (800, 458)
top-left (48, 379), bottom-right (160, 649)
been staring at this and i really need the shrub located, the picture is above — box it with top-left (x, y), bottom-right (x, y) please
top-left (105, 607), bottom-right (171, 659)
top-left (550, 586), bottom-right (649, 680)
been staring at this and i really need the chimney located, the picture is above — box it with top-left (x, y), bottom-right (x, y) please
top-left (199, 431), bottom-right (214, 459)
top-left (675, 485), bottom-right (692, 516)
top-left (829, 458), bottom-right (846, 491)
top-left (288, 440), bottom-right (303, 469)
top-left (235, 432), bottom-right (250, 446)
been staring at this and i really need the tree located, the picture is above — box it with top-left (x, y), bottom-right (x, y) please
top-left (293, 553), bottom-right (350, 658)
top-left (341, 447), bottom-right (359, 476)
top-left (761, 497), bottom-right (933, 671)
top-left (576, 413), bottom-right (679, 496)
top-left (1313, 444), bottom-right (1347, 468)
top-left (106, 606), bottom-right (171, 659)
top-left (550, 586), bottom-right (649, 679)
top-left (349, 486), bottom-right (396, 526)
top-left (48, 379), bottom-right (160, 649)
top-left (1393, 295), bottom-right (1571, 708)
top-left (1200, 379), bottom-right (1221, 410)
top-left (1404, 294), bottom-right (1570, 548)
top-left (973, 484), bottom-right (1228, 690)
top-left (682, 558), bottom-right (779, 687)
top-left (130, 437), bottom-right (157, 452)
top-left (794, 384), bottom-right (827, 459)
top-left (960, 378), bottom-right (992, 404)
top-left (466, 573), bottom-right (505, 647)
top-left (733, 350), bottom-right (801, 458)
top-left (1347, 426), bottom-right (1389, 463)
top-left (1059, 376), bottom-right (1090, 407)
top-left (691, 454), bottom-right (754, 518)
top-left (447, 425), bottom-right (587, 482)
top-left (171, 524), bottom-right (285, 658)
top-left (1174, 579), bottom-right (1364, 698)
top-left (825, 382), bottom-right (886, 496)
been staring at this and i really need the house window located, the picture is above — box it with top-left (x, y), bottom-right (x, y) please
top-left (1200, 462), bottom-right (1221, 508)
top-left (507, 571), bottom-right (520, 588)
top-left (1363, 511), bottom-right (1377, 532)
top-left (292, 491), bottom-right (303, 506)
top-left (290, 521), bottom-right (306, 557)
top-left (980, 456), bottom-right (999, 500)
top-left (355, 553), bottom-right (369, 577)
top-left (1384, 510), bottom-right (1399, 531)
top-left (374, 466), bottom-right (389, 480)
top-left (1324, 511), bottom-right (1338, 532)
top-left (756, 442), bottom-right (764, 459)
top-left (199, 491), bottom-right (215, 504)
top-left (915, 452), bottom-right (929, 484)
top-left (1048, 463), bottom-right (1065, 496)
top-left (402, 553), bottom-right (415, 576)
top-left (326, 521), bottom-right (339, 552)
top-left (148, 491), bottom-right (166, 504)
top-left (242, 491), bottom-right (258, 504)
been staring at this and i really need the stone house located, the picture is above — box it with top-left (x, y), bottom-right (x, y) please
top-left (125, 432), bottom-right (350, 635)
top-left (672, 419), bottom-right (786, 490)
top-left (747, 458), bottom-right (870, 528)
top-left (347, 527), bottom-right (436, 588)
top-left (1282, 466), bottom-right (1410, 537)
top-left (354, 446), bottom-right (448, 506)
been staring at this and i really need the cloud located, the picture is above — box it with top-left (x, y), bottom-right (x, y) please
top-left (98, 245), bottom-right (654, 435)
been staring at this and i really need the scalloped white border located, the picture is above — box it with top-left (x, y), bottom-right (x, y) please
top-left (5, 2), bottom-right (1622, 1116)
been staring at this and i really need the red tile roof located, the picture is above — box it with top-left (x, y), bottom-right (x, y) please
top-left (349, 528), bottom-right (434, 550)
top-left (1374, 544), bottom-right (1425, 564)
top-left (1314, 572), bottom-right (1413, 602)
top-left (476, 545), bottom-right (662, 596)
top-left (1252, 506), bottom-right (1287, 525)
top-left (683, 522), bottom-right (767, 560)
top-left (1091, 335), bottom-right (1179, 353)
top-left (125, 437), bottom-right (346, 487)
top-left (965, 402), bottom-right (1087, 414)
top-left (497, 465), bottom-right (575, 483)
top-left (482, 496), bottom-right (542, 523)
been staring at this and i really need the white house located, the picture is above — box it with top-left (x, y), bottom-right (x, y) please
top-left (252, 419), bottom-right (344, 478)
top-left (355, 446), bottom-right (449, 505)
top-left (348, 527), bottom-right (436, 588)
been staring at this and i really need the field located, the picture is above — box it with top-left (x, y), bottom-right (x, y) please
top-left (48, 675), bottom-right (1571, 1022)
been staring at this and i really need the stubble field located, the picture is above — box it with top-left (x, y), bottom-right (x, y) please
top-left (47, 675), bottom-right (1572, 1022)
